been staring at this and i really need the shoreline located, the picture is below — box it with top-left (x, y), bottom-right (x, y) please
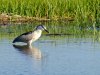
top-left (0, 13), bottom-right (74, 25)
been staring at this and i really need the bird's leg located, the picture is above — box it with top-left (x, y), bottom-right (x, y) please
top-left (27, 40), bottom-right (32, 46)
top-left (27, 42), bottom-right (31, 46)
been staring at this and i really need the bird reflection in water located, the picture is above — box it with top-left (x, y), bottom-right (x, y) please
top-left (13, 44), bottom-right (42, 60)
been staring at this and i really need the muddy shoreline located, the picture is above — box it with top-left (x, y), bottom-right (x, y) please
top-left (0, 13), bottom-right (74, 25)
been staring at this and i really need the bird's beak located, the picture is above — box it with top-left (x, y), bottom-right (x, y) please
top-left (45, 29), bottom-right (49, 33)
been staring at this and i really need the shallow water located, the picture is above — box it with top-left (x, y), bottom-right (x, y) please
top-left (0, 21), bottom-right (100, 75)
top-left (0, 34), bottom-right (100, 75)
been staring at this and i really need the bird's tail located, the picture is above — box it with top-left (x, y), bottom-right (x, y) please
top-left (12, 38), bottom-right (17, 43)
top-left (12, 37), bottom-right (20, 43)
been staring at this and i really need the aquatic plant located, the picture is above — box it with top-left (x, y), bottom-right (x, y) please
top-left (0, 0), bottom-right (99, 23)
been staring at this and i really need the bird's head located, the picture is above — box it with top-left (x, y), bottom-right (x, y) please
top-left (36, 25), bottom-right (49, 33)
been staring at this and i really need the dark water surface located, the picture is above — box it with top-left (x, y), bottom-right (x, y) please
top-left (0, 22), bottom-right (100, 75)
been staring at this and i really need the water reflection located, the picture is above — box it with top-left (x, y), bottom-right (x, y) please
top-left (13, 44), bottom-right (42, 60)
top-left (12, 44), bottom-right (43, 75)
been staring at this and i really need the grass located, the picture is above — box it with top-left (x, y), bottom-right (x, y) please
top-left (0, 22), bottom-right (100, 43)
top-left (0, 0), bottom-right (100, 23)
top-left (0, 0), bottom-right (100, 37)
top-left (0, 21), bottom-right (98, 36)
top-left (0, 21), bottom-right (100, 44)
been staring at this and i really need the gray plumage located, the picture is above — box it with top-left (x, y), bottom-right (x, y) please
top-left (13, 31), bottom-right (33, 43)
top-left (13, 25), bottom-right (49, 45)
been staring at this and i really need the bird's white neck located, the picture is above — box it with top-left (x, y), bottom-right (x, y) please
top-left (33, 29), bottom-right (43, 38)
top-left (36, 29), bottom-right (43, 33)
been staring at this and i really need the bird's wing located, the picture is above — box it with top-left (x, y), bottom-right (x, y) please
top-left (13, 31), bottom-right (33, 43)
top-left (21, 31), bottom-right (33, 35)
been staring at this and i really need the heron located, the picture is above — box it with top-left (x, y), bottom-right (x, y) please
top-left (13, 25), bottom-right (49, 45)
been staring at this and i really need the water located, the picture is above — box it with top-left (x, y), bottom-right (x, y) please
top-left (0, 36), bottom-right (100, 75)
top-left (0, 23), bottom-right (100, 75)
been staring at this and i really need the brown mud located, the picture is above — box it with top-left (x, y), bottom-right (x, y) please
top-left (0, 13), bottom-right (74, 25)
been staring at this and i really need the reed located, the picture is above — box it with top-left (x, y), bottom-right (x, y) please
top-left (0, 21), bottom-right (96, 36)
top-left (0, 0), bottom-right (99, 23)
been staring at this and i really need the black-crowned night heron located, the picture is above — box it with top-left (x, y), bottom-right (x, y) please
top-left (13, 25), bottom-right (49, 45)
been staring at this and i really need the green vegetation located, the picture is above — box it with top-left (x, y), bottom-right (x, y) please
top-left (0, 21), bottom-right (98, 36)
top-left (0, 0), bottom-right (100, 37)
top-left (0, 0), bottom-right (100, 23)
top-left (0, 21), bottom-right (100, 44)
top-left (0, 22), bottom-right (100, 42)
